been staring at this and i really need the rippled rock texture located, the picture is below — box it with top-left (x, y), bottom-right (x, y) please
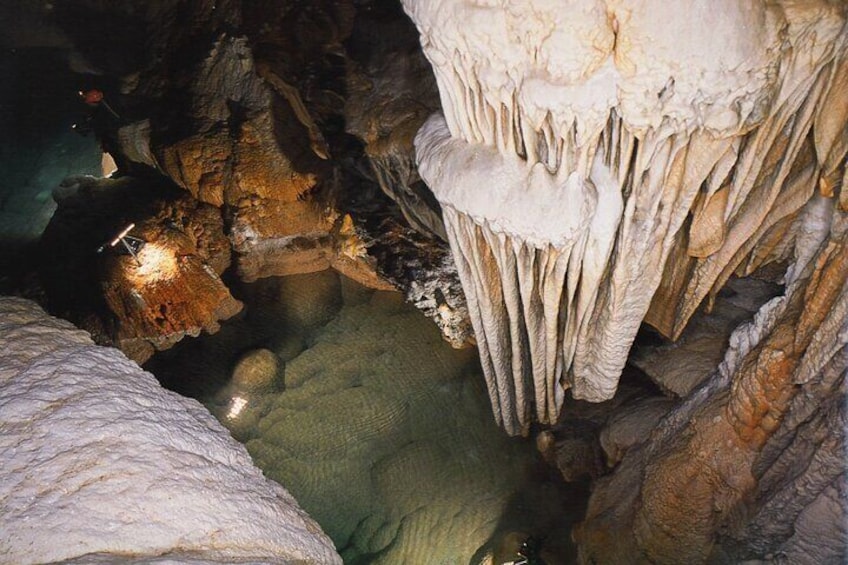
top-left (39, 175), bottom-right (241, 363)
top-left (149, 272), bottom-right (579, 564)
top-left (0, 296), bottom-right (340, 564)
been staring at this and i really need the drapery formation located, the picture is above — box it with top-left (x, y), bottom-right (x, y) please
top-left (404, 0), bottom-right (848, 434)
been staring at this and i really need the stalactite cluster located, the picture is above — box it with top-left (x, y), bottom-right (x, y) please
top-left (405, 0), bottom-right (848, 434)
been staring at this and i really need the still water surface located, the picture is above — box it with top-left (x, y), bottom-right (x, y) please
top-left (147, 270), bottom-right (585, 564)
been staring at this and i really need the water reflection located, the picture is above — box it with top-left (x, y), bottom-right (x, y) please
top-left (147, 270), bottom-right (585, 564)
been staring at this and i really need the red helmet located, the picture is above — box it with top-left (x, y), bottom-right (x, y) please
top-left (80, 89), bottom-right (104, 105)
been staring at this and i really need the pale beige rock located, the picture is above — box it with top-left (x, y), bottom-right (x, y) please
top-left (232, 349), bottom-right (283, 394)
top-left (633, 277), bottom-right (780, 397)
top-left (405, 0), bottom-right (848, 434)
top-left (0, 297), bottom-right (341, 564)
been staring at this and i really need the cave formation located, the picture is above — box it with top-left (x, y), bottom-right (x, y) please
top-left (406, 0), bottom-right (846, 434)
top-left (0, 0), bottom-right (845, 563)
top-left (402, 1), bottom-right (847, 560)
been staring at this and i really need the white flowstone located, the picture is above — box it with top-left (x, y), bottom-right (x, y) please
top-left (0, 297), bottom-right (341, 564)
top-left (405, 0), bottom-right (848, 434)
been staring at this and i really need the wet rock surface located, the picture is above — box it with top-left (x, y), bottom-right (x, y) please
top-left (146, 271), bottom-right (582, 565)
top-left (39, 175), bottom-right (241, 363)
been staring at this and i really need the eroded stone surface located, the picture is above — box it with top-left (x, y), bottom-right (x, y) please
top-left (40, 175), bottom-right (241, 363)
top-left (631, 276), bottom-right (781, 397)
top-left (574, 203), bottom-right (847, 564)
top-left (43, 1), bottom-right (471, 348)
top-left (344, 0), bottom-right (445, 240)
top-left (0, 296), bottom-right (340, 564)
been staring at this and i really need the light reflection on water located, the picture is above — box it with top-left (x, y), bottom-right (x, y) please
top-left (147, 270), bottom-right (586, 564)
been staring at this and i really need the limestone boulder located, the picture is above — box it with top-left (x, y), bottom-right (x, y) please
top-left (232, 348), bottom-right (283, 394)
top-left (0, 296), bottom-right (340, 564)
top-left (598, 396), bottom-right (675, 467)
top-left (631, 277), bottom-right (781, 397)
top-left (152, 35), bottom-right (335, 282)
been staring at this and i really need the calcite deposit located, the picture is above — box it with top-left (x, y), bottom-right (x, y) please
top-left (576, 199), bottom-right (847, 564)
top-left (404, 0), bottom-right (848, 434)
top-left (0, 297), bottom-right (340, 564)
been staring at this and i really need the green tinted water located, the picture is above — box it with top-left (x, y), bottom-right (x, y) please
top-left (148, 270), bottom-right (584, 564)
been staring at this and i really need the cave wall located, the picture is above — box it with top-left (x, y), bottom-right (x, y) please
top-left (30, 0), bottom-right (470, 358)
top-left (576, 199), bottom-right (847, 564)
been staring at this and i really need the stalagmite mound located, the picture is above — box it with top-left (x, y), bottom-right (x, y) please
top-left (0, 296), bottom-right (340, 564)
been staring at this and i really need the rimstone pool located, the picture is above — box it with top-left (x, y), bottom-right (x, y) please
top-left (146, 270), bottom-right (584, 564)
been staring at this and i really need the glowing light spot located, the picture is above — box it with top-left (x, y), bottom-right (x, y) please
top-left (101, 152), bottom-right (118, 177)
top-left (227, 396), bottom-right (248, 419)
top-left (134, 243), bottom-right (178, 280)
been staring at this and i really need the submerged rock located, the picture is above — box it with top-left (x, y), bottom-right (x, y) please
top-left (240, 288), bottom-right (573, 564)
top-left (0, 296), bottom-right (340, 564)
top-left (232, 348), bottom-right (284, 394)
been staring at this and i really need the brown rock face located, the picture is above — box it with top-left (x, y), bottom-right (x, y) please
top-left (152, 35), bottom-right (333, 282)
top-left (575, 202), bottom-right (847, 564)
top-left (101, 228), bottom-right (242, 362)
top-left (40, 176), bottom-right (241, 363)
top-left (48, 0), bottom-right (476, 348)
top-left (632, 277), bottom-right (781, 397)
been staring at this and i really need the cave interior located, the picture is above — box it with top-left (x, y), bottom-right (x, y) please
top-left (0, 1), bottom-right (845, 564)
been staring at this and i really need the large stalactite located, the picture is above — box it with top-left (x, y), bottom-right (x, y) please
top-left (403, 0), bottom-right (848, 435)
